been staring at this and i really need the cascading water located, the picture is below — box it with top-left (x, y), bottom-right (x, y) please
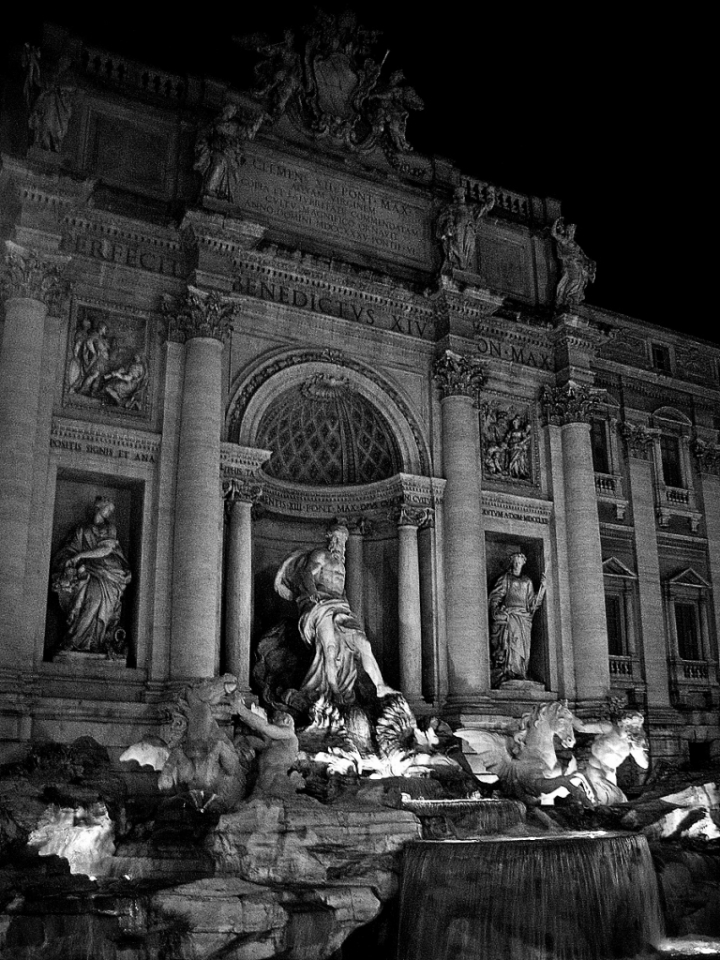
top-left (396, 831), bottom-right (665, 960)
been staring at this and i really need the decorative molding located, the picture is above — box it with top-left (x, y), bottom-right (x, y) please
top-left (540, 380), bottom-right (596, 426)
top-left (432, 349), bottom-right (485, 401)
top-left (1, 241), bottom-right (71, 312)
top-left (619, 421), bottom-right (660, 459)
top-left (161, 286), bottom-right (234, 343)
top-left (392, 503), bottom-right (434, 528)
top-left (222, 478), bottom-right (264, 505)
top-left (220, 443), bottom-right (272, 478)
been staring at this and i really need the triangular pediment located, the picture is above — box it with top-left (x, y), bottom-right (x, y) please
top-left (668, 567), bottom-right (710, 588)
top-left (603, 557), bottom-right (637, 579)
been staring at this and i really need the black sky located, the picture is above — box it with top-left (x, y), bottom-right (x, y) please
top-left (4, 4), bottom-right (714, 343)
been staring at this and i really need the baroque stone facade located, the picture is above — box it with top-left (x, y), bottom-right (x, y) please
top-left (0, 17), bottom-right (719, 766)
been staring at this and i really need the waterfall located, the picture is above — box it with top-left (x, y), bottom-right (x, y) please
top-left (397, 831), bottom-right (664, 960)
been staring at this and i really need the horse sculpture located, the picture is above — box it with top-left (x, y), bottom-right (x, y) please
top-left (457, 701), bottom-right (595, 806)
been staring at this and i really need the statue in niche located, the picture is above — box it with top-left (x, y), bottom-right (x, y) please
top-left (436, 185), bottom-right (496, 274)
top-left (194, 100), bottom-right (266, 201)
top-left (274, 523), bottom-right (396, 706)
top-left (50, 496), bottom-right (132, 658)
top-left (488, 551), bottom-right (546, 687)
top-left (574, 707), bottom-right (649, 804)
top-left (551, 217), bottom-right (597, 309)
top-left (481, 406), bottom-right (532, 481)
top-left (22, 45), bottom-right (75, 153)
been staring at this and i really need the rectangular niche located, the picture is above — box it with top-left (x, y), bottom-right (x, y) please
top-left (63, 302), bottom-right (152, 419)
top-left (485, 533), bottom-right (548, 688)
top-left (44, 470), bottom-right (144, 668)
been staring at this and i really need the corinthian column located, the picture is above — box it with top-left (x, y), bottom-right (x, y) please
top-left (0, 242), bottom-right (70, 658)
top-left (542, 382), bottom-right (609, 701)
top-left (395, 504), bottom-right (429, 706)
top-left (163, 287), bottom-right (233, 679)
top-left (223, 478), bottom-right (263, 690)
top-left (433, 350), bottom-right (489, 704)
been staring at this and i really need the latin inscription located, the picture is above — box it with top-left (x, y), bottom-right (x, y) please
top-left (235, 152), bottom-right (432, 265)
top-left (51, 423), bottom-right (158, 464)
top-left (236, 273), bottom-right (435, 340)
top-left (475, 336), bottom-right (552, 371)
top-left (66, 233), bottom-right (184, 278)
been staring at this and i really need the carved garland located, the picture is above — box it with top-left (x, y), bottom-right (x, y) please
top-left (227, 348), bottom-right (430, 475)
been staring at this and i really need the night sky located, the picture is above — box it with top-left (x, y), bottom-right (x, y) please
top-left (3, 4), bottom-right (713, 343)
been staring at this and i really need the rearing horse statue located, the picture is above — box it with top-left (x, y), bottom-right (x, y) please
top-left (457, 701), bottom-right (595, 806)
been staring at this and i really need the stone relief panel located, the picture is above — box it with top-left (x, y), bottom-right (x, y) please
top-left (476, 233), bottom-right (530, 299)
top-left (64, 303), bottom-right (151, 418)
top-left (85, 110), bottom-right (172, 198)
top-left (480, 401), bottom-right (535, 485)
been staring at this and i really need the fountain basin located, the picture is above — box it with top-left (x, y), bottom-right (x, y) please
top-left (397, 831), bottom-right (664, 960)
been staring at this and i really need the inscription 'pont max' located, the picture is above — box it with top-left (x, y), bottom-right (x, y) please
top-left (235, 154), bottom-right (432, 264)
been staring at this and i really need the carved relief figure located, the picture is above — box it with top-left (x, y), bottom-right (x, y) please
top-left (50, 497), bottom-right (132, 658)
top-left (488, 551), bottom-right (546, 686)
top-left (551, 217), bottom-right (597, 309)
top-left (436, 186), bottom-right (496, 274)
top-left (23, 46), bottom-right (75, 152)
top-left (275, 523), bottom-right (396, 705)
top-left (67, 312), bottom-right (149, 413)
top-left (194, 101), bottom-right (265, 201)
top-left (103, 354), bottom-right (148, 410)
top-left (481, 406), bottom-right (532, 481)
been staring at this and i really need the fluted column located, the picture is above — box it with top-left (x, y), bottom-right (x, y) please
top-left (345, 521), bottom-right (365, 622)
top-left (621, 421), bottom-right (672, 712)
top-left (433, 350), bottom-right (488, 703)
top-left (395, 504), bottom-right (428, 705)
top-left (542, 382), bottom-right (609, 701)
top-left (0, 242), bottom-right (69, 656)
top-left (163, 288), bottom-right (233, 679)
top-left (223, 478), bottom-right (263, 689)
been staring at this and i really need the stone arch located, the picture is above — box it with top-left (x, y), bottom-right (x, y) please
top-left (652, 405), bottom-right (692, 426)
top-left (226, 349), bottom-right (430, 477)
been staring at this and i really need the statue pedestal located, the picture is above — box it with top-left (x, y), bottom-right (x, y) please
top-left (493, 679), bottom-right (548, 700)
top-left (52, 651), bottom-right (127, 668)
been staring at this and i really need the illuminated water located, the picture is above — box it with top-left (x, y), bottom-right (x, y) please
top-left (396, 831), bottom-right (665, 960)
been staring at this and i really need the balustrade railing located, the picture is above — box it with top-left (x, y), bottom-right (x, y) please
top-left (81, 46), bottom-right (188, 102)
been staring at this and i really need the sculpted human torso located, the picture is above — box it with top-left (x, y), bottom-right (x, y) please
top-left (302, 547), bottom-right (345, 602)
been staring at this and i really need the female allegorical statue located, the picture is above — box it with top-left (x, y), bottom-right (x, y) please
top-left (51, 496), bottom-right (132, 657)
top-left (488, 551), bottom-right (546, 687)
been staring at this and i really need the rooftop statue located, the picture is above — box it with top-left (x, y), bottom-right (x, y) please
top-left (22, 44), bottom-right (75, 152)
top-left (488, 551), bottom-right (546, 687)
top-left (237, 11), bottom-right (422, 157)
top-left (194, 100), bottom-right (266, 201)
top-left (50, 496), bottom-right (132, 659)
top-left (551, 216), bottom-right (597, 309)
top-left (436, 185), bottom-right (496, 274)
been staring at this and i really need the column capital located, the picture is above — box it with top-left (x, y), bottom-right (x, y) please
top-left (540, 380), bottom-right (598, 426)
top-left (432, 349), bottom-right (485, 401)
top-left (619, 420), bottom-right (660, 460)
top-left (222, 477), bottom-right (264, 505)
top-left (1, 240), bottom-right (71, 312)
top-left (162, 285), bottom-right (234, 343)
top-left (392, 502), bottom-right (434, 528)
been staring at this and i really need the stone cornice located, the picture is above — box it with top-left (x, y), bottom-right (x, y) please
top-left (1, 241), bottom-right (72, 312)
top-left (50, 417), bottom-right (160, 464)
top-left (162, 285), bottom-right (234, 343)
top-left (63, 208), bottom-right (184, 255)
top-left (432, 349), bottom-right (485, 401)
top-left (220, 443), bottom-right (272, 478)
